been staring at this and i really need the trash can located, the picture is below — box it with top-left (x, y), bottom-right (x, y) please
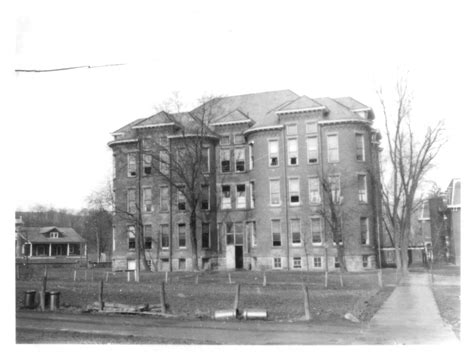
top-left (49, 291), bottom-right (60, 311)
top-left (24, 290), bottom-right (36, 309)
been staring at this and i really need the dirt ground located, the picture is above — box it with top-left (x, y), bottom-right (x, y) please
top-left (16, 267), bottom-right (397, 324)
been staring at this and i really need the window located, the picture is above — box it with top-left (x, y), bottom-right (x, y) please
top-left (286, 124), bottom-right (297, 135)
top-left (356, 134), bottom-right (365, 161)
top-left (358, 174), bottom-right (367, 203)
top-left (160, 186), bottom-right (169, 211)
top-left (158, 136), bottom-right (168, 147)
top-left (306, 121), bottom-right (317, 134)
top-left (234, 134), bottom-right (245, 144)
top-left (291, 219), bottom-right (301, 244)
top-left (269, 179), bottom-right (281, 206)
top-left (220, 135), bottom-right (230, 145)
top-left (128, 189), bottom-right (136, 213)
top-left (225, 222), bottom-right (243, 245)
top-left (142, 137), bottom-right (152, 150)
top-left (178, 258), bottom-right (186, 270)
top-left (287, 138), bottom-right (298, 165)
top-left (161, 224), bottom-right (169, 249)
top-left (271, 219), bottom-right (281, 246)
top-left (201, 147), bottom-right (210, 173)
top-left (361, 217), bottom-right (369, 245)
top-left (314, 257), bottom-right (322, 268)
top-left (159, 151), bottom-right (169, 175)
top-left (334, 257), bottom-right (340, 268)
top-left (202, 223), bottom-right (210, 249)
top-left (177, 186), bottom-right (186, 211)
top-left (235, 148), bottom-right (245, 172)
top-left (306, 136), bottom-right (318, 163)
top-left (49, 231), bottom-right (59, 238)
top-left (311, 217), bottom-right (322, 244)
top-left (327, 134), bottom-right (339, 162)
top-left (249, 143), bottom-right (254, 170)
top-left (178, 223), bottom-right (186, 248)
top-left (329, 175), bottom-right (341, 203)
top-left (246, 221), bottom-right (256, 247)
top-left (362, 255), bottom-right (369, 268)
top-left (201, 185), bottom-right (210, 210)
top-left (250, 181), bottom-right (255, 208)
top-left (143, 187), bottom-right (152, 212)
top-left (144, 225), bottom-right (152, 249)
top-left (128, 225), bottom-right (135, 250)
top-left (221, 149), bottom-right (231, 172)
top-left (143, 154), bottom-right (152, 175)
top-left (289, 178), bottom-right (300, 205)
top-left (293, 257), bottom-right (302, 269)
top-left (113, 155), bottom-right (116, 178)
top-left (268, 140), bottom-right (279, 166)
top-left (236, 184), bottom-right (246, 208)
top-left (273, 257), bottom-right (282, 269)
top-left (308, 177), bottom-right (321, 204)
top-left (128, 153), bottom-right (137, 177)
top-left (221, 185), bottom-right (232, 209)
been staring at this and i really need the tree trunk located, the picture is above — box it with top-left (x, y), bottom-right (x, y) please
top-left (190, 211), bottom-right (199, 271)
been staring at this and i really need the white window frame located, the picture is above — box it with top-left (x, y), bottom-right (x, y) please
top-left (308, 177), bottom-right (321, 205)
top-left (327, 133), bottom-right (339, 163)
top-left (290, 219), bottom-right (301, 245)
top-left (144, 224), bottom-right (153, 249)
top-left (286, 123), bottom-right (298, 136)
top-left (273, 257), bottom-right (282, 269)
top-left (159, 151), bottom-right (169, 175)
top-left (288, 177), bottom-right (300, 206)
top-left (178, 223), bottom-right (187, 248)
top-left (355, 133), bottom-right (365, 161)
top-left (128, 188), bottom-right (136, 213)
top-left (287, 137), bottom-right (298, 165)
top-left (269, 178), bottom-right (281, 206)
top-left (306, 121), bottom-right (318, 134)
top-left (313, 256), bottom-right (322, 268)
top-left (234, 147), bottom-right (245, 172)
top-left (221, 184), bottom-right (232, 209)
top-left (268, 139), bottom-right (279, 167)
top-left (306, 136), bottom-right (318, 164)
top-left (362, 255), bottom-right (369, 268)
top-left (176, 186), bottom-right (186, 211)
top-left (361, 217), bottom-right (369, 245)
top-left (143, 154), bottom-right (152, 175)
top-left (328, 175), bottom-right (341, 204)
top-left (160, 224), bottom-right (170, 249)
top-left (247, 221), bottom-right (256, 248)
top-left (293, 257), bottom-right (302, 269)
top-left (159, 186), bottom-right (169, 212)
top-left (128, 225), bottom-right (136, 250)
top-left (128, 153), bottom-right (137, 177)
top-left (249, 143), bottom-right (254, 170)
top-left (201, 147), bottom-right (210, 173)
top-left (220, 135), bottom-right (231, 145)
top-left (50, 232), bottom-right (59, 238)
top-left (201, 222), bottom-right (210, 249)
top-left (311, 217), bottom-right (323, 245)
top-left (143, 187), bottom-right (153, 212)
top-left (250, 181), bottom-right (255, 209)
top-left (236, 184), bottom-right (246, 209)
top-left (234, 133), bottom-right (245, 145)
top-left (271, 219), bottom-right (282, 247)
top-left (201, 185), bottom-right (210, 210)
top-left (358, 174), bottom-right (368, 203)
top-left (220, 148), bottom-right (231, 173)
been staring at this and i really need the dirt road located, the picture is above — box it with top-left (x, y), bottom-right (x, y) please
top-left (17, 311), bottom-right (368, 344)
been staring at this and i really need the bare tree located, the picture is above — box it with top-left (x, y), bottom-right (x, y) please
top-left (377, 76), bottom-right (445, 275)
top-left (317, 173), bottom-right (347, 272)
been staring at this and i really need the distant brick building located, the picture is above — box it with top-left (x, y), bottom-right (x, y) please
top-left (108, 90), bottom-right (383, 272)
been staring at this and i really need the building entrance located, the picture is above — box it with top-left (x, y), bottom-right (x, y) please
top-left (235, 245), bottom-right (243, 269)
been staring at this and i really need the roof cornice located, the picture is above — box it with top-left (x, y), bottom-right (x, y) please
top-left (318, 118), bottom-right (372, 126)
top-left (275, 106), bottom-right (326, 115)
top-left (132, 123), bottom-right (177, 130)
top-left (213, 119), bottom-right (253, 127)
top-left (244, 125), bottom-right (284, 135)
top-left (108, 138), bottom-right (139, 147)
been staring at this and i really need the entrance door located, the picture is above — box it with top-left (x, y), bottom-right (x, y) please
top-left (235, 245), bottom-right (243, 269)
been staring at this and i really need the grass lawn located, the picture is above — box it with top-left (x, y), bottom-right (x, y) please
top-left (16, 267), bottom-right (397, 323)
top-left (430, 265), bottom-right (461, 339)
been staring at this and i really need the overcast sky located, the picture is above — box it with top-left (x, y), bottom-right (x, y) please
top-left (12, 0), bottom-right (471, 211)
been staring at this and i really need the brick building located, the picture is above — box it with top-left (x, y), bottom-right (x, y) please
top-left (108, 90), bottom-right (383, 272)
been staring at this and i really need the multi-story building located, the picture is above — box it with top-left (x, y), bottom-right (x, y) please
top-left (108, 90), bottom-right (383, 272)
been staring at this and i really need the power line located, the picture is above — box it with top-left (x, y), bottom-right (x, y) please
top-left (15, 63), bottom-right (126, 73)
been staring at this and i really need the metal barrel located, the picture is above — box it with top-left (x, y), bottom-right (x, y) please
top-left (49, 291), bottom-right (60, 311)
top-left (213, 309), bottom-right (237, 320)
top-left (242, 309), bottom-right (267, 320)
top-left (24, 290), bottom-right (36, 309)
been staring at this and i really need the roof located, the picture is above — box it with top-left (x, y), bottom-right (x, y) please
top-left (20, 227), bottom-right (86, 243)
top-left (110, 89), bottom-right (374, 139)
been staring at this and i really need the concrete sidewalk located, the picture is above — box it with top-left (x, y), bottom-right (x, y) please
top-left (360, 272), bottom-right (458, 344)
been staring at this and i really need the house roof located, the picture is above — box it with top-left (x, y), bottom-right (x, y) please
top-left (20, 227), bottom-right (86, 243)
top-left (110, 90), bottom-right (374, 139)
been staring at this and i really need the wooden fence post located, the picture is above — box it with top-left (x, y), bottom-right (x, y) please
top-left (98, 280), bottom-right (104, 311)
top-left (73, 270), bottom-right (77, 282)
top-left (195, 273), bottom-right (199, 285)
top-left (127, 271), bottom-right (130, 282)
top-left (302, 284), bottom-right (312, 320)
top-left (105, 272), bottom-right (109, 282)
top-left (228, 272), bottom-right (232, 284)
top-left (233, 284), bottom-right (240, 313)
top-left (339, 271), bottom-right (344, 288)
top-left (165, 271), bottom-right (168, 284)
top-left (324, 271), bottom-right (328, 288)
top-left (378, 269), bottom-right (383, 288)
top-left (160, 281), bottom-right (167, 314)
top-left (39, 273), bottom-right (47, 312)
top-left (263, 271), bottom-right (267, 287)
